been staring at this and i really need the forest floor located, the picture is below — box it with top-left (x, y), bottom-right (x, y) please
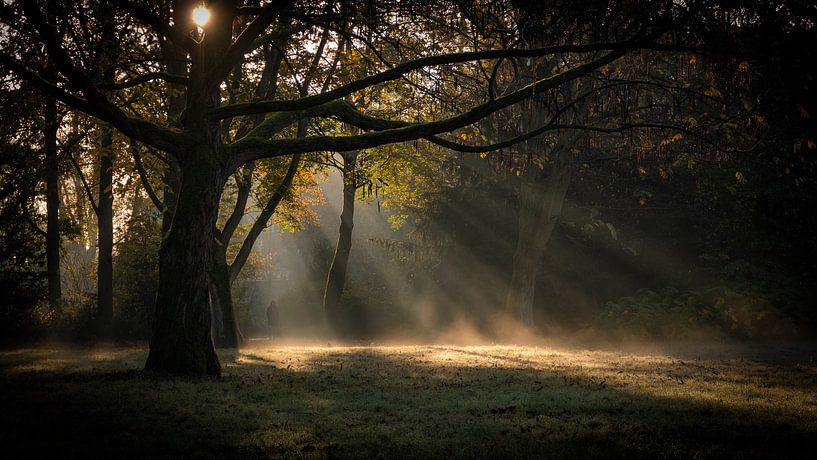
top-left (1, 342), bottom-right (816, 458)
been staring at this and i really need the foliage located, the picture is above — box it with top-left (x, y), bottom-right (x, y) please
top-left (0, 143), bottom-right (46, 344)
top-left (599, 261), bottom-right (810, 340)
top-left (112, 201), bottom-right (161, 340)
top-left (32, 291), bottom-right (98, 341)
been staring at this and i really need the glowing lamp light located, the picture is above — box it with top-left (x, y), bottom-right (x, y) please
top-left (192, 7), bottom-right (210, 27)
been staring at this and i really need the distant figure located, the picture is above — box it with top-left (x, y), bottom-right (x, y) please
top-left (266, 299), bottom-right (279, 340)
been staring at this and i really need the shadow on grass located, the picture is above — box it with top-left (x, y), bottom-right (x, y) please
top-left (0, 346), bottom-right (814, 458)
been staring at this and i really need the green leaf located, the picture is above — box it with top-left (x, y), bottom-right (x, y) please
top-left (606, 223), bottom-right (618, 241)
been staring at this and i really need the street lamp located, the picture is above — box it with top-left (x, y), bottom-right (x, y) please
top-left (191, 6), bottom-right (209, 44)
top-left (192, 6), bottom-right (210, 28)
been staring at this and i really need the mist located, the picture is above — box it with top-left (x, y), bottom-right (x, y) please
top-left (228, 153), bottom-right (814, 349)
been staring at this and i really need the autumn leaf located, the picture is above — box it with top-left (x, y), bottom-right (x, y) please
top-left (704, 87), bottom-right (722, 98)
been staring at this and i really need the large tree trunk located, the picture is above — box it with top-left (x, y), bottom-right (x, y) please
top-left (145, 0), bottom-right (233, 375)
top-left (505, 158), bottom-right (571, 325)
top-left (97, 124), bottom-right (114, 331)
top-left (323, 151), bottom-right (358, 331)
top-left (144, 152), bottom-right (224, 376)
top-left (44, 96), bottom-right (61, 312)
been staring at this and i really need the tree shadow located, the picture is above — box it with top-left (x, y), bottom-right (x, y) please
top-left (0, 346), bottom-right (814, 458)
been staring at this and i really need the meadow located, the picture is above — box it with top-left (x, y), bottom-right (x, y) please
top-left (1, 342), bottom-right (815, 458)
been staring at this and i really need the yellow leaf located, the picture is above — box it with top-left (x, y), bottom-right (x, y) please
top-left (671, 133), bottom-right (683, 142)
top-left (704, 87), bottom-right (722, 98)
top-left (689, 56), bottom-right (697, 65)
top-left (735, 171), bottom-right (746, 183)
top-left (459, 133), bottom-right (468, 141)
top-left (515, 170), bottom-right (522, 177)
top-left (738, 61), bottom-right (749, 72)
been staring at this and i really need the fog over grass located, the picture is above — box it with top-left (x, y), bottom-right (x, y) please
top-left (2, 343), bottom-right (815, 458)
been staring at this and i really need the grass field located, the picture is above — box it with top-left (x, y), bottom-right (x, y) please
top-left (1, 342), bottom-right (816, 458)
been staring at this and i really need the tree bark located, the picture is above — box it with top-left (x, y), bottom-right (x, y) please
top-left (207, 165), bottom-right (252, 350)
top-left (209, 248), bottom-right (242, 349)
top-left (144, 151), bottom-right (224, 376)
top-left (505, 156), bottom-right (571, 325)
top-left (44, 96), bottom-right (61, 312)
top-left (97, 123), bottom-right (114, 330)
top-left (161, 158), bottom-right (180, 237)
top-left (323, 151), bottom-right (358, 331)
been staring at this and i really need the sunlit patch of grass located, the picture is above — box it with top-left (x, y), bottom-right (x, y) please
top-left (1, 343), bottom-right (815, 458)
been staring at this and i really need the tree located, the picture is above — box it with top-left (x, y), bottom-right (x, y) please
top-left (44, 96), bottom-right (62, 312)
top-left (323, 149), bottom-right (358, 331)
top-left (3, 0), bottom-right (710, 375)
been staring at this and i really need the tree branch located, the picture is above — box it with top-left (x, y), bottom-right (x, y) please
top-left (207, 2), bottom-right (286, 88)
top-left (210, 41), bottom-right (644, 119)
top-left (229, 152), bottom-right (301, 283)
top-left (219, 163), bottom-right (254, 243)
top-left (67, 150), bottom-right (99, 215)
top-left (96, 72), bottom-right (188, 90)
top-left (25, 215), bottom-right (48, 238)
top-left (16, 3), bottom-right (184, 154)
top-left (111, 0), bottom-right (197, 53)
top-left (131, 140), bottom-right (166, 211)
top-left (227, 49), bottom-right (627, 169)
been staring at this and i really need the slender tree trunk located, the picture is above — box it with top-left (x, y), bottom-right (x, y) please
top-left (323, 151), bottom-right (358, 331)
top-left (505, 158), bottom-right (571, 325)
top-left (44, 96), bottom-right (61, 312)
top-left (144, 151), bottom-right (224, 376)
top-left (95, 4), bottom-right (116, 334)
top-left (209, 250), bottom-right (242, 349)
top-left (97, 124), bottom-right (114, 330)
